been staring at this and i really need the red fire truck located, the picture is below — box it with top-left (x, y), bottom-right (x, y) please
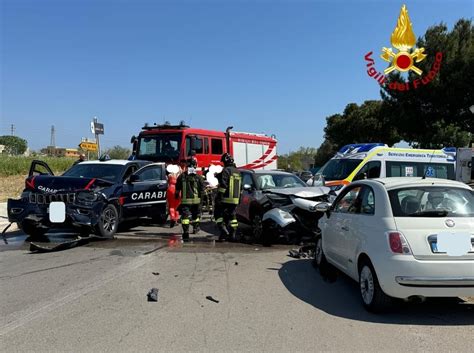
top-left (130, 122), bottom-right (277, 170)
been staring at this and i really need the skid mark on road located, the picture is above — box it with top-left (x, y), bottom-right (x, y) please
top-left (0, 255), bottom-right (108, 280)
top-left (0, 255), bottom-right (152, 336)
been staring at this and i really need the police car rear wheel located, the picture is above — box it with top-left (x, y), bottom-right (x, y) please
top-left (96, 204), bottom-right (119, 238)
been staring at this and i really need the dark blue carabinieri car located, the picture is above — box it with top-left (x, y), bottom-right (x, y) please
top-left (7, 159), bottom-right (168, 240)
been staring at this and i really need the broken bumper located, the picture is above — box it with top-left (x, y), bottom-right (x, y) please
top-left (7, 198), bottom-right (104, 229)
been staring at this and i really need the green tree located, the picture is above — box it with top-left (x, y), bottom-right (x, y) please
top-left (0, 135), bottom-right (28, 155)
top-left (277, 146), bottom-right (318, 171)
top-left (324, 101), bottom-right (400, 147)
top-left (381, 19), bottom-right (473, 147)
top-left (105, 145), bottom-right (131, 160)
top-left (314, 140), bottom-right (337, 167)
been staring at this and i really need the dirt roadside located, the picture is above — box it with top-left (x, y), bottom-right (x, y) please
top-left (0, 175), bottom-right (25, 202)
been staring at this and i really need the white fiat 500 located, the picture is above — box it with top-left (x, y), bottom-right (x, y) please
top-left (315, 177), bottom-right (474, 312)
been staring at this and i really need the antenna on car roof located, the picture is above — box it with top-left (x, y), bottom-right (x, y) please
top-left (422, 149), bottom-right (437, 179)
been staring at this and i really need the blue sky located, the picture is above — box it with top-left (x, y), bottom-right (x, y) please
top-left (1, 0), bottom-right (472, 153)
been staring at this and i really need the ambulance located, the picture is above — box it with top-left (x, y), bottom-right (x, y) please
top-left (309, 143), bottom-right (457, 191)
top-left (130, 122), bottom-right (277, 170)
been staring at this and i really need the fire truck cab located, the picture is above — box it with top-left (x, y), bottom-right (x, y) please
top-left (131, 122), bottom-right (277, 170)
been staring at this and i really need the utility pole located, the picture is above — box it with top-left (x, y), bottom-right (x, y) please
top-left (50, 125), bottom-right (56, 147)
top-left (10, 124), bottom-right (15, 136)
top-left (94, 117), bottom-right (101, 158)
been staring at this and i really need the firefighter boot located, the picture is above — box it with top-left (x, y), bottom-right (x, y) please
top-left (182, 219), bottom-right (190, 242)
top-left (229, 219), bottom-right (239, 242)
top-left (216, 218), bottom-right (229, 242)
top-left (192, 218), bottom-right (200, 234)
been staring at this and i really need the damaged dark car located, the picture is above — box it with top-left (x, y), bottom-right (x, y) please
top-left (236, 170), bottom-right (332, 244)
top-left (7, 159), bottom-right (168, 240)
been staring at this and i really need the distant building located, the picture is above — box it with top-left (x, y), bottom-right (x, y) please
top-left (0, 144), bottom-right (4, 154)
top-left (41, 146), bottom-right (80, 158)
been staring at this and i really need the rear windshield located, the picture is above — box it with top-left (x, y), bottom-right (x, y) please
top-left (388, 186), bottom-right (474, 217)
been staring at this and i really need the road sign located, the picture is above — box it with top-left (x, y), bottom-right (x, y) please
top-left (94, 123), bottom-right (104, 135)
top-left (90, 122), bottom-right (95, 134)
top-left (79, 141), bottom-right (98, 152)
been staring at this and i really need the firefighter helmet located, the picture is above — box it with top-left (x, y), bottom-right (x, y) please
top-left (186, 158), bottom-right (197, 168)
top-left (221, 153), bottom-right (234, 166)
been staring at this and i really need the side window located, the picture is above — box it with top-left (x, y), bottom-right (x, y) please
top-left (122, 164), bottom-right (138, 182)
top-left (185, 136), bottom-right (204, 155)
top-left (355, 161), bottom-right (381, 180)
top-left (204, 138), bottom-right (210, 154)
top-left (211, 139), bottom-right (223, 155)
top-left (334, 186), bottom-right (363, 214)
top-left (242, 173), bottom-right (254, 189)
top-left (194, 137), bottom-right (204, 154)
top-left (360, 186), bottom-right (375, 215)
top-left (136, 165), bottom-right (164, 181)
top-left (366, 161), bottom-right (381, 178)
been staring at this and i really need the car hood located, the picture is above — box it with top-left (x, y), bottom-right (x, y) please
top-left (25, 175), bottom-right (114, 193)
top-left (264, 186), bottom-right (330, 198)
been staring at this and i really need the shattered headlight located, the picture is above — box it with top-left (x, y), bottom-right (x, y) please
top-left (76, 191), bottom-right (99, 203)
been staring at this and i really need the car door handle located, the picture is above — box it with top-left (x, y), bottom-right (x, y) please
top-left (341, 226), bottom-right (349, 231)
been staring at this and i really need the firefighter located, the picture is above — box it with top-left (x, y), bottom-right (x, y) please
top-left (175, 158), bottom-right (205, 241)
top-left (214, 153), bottom-right (242, 242)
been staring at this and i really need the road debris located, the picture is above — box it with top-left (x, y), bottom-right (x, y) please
top-left (29, 235), bottom-right (103, 253)
top-left (147, 288), bottom-right (159, 302)
top-left (206, 296), bottom-right (219, 303)
top-left (288, 244), bottom-right (315, 259)
top-left (2, 222), bottom-right (13, 244)
top-left (152, 272), bottom-right (160, 276)
top-left (234, 262), bottom-right (238, 266)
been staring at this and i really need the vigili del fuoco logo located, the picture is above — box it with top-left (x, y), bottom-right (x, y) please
top-left (364, 4), bottom-right (442, 91)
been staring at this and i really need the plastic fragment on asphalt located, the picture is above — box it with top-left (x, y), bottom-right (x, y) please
top-left (288, 245), bottom-right (315, 259)
top-left (206, 296), bottom-right (219, 303)
top-left (1, 222), bottom-right (12, 244)
top-left (147, 288), bottom-right (159, 302)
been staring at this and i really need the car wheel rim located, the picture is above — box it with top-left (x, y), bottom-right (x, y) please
top-left (252, 216), bottom-right (262, 239)
top-left (315, 238), bottom-right (323, 265)
top-left (360, 266), bottom-right (375, 305)
top-left (103, 208), bottom-right (117, 232)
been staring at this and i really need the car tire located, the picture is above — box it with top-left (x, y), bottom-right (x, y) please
top-left (251, 213), bottom-right (263, 242)
top-left (251, 213), bottom-right (273, 245)
top-left (313, 235), bottom-right (337, 281)
top-left (96, 204), bottom-right (119, 239)
top-left (358, 259), bottom-right (393, 313)
top-left (312, 235), bottom-right (325, 268)
top-left (20, 221), bottom-right (48, 241)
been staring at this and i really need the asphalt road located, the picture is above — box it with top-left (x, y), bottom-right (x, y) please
top-left (1, 220), bottom-right (473, 353)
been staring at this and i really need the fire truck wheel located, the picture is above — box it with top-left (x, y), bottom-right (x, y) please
top-left (96, 204), bottom-right (119, 238)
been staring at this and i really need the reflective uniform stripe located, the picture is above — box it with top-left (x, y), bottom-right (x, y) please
top-left (230, 219), bottom-right (238, 228)
top-left (182, 219), bottom-right (190, 225)
top-left (222, 174), bottom-right (241, 204)
top-left (218, 188), bottom-right (226, 193)
top-left (181, 177), bottom-right (201, 205)
top-left (215, 217), bottom-right (223, 223)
